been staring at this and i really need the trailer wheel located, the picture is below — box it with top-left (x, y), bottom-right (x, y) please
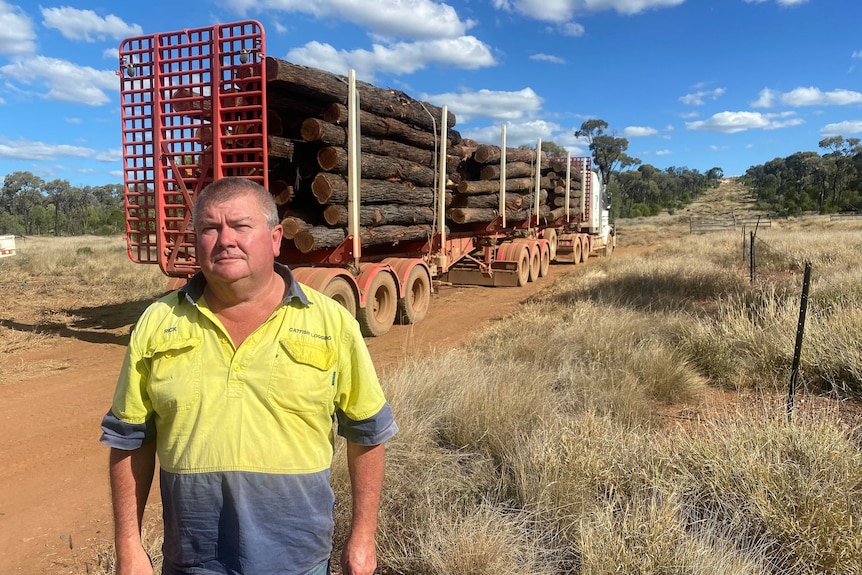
top-left (545, 228), bottom-right (558, 261)
top-left (323, 277), bottom-right (357, 318)
top-left (397, 265), bottom-right (431, 325)
top-left (358, 272), bottom-right (397, 337)
top-left (571, 236), bottom-right (582, 265)
top-left (527, 243), bottom-right (541, 282)
top-left (538, 241), bottom-right (550, 277)
top-left (579, 236), bottom-right (588, 263)
top-left (515, 244), bottom-right (531, 286)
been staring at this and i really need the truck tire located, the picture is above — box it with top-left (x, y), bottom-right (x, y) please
top-left (545, 228), bottom-right (558, 261)
top-left (528, 243), bottom-right (541, 282)
top-left (516, 244), bottom-right (530, 286)
top-left (538, 241), bottom-right (550, 277)
top-left (396, 265), bottom-right (431, 325)
top-left (358, 272), bottom-right (397, 337)
top-left (323, 277), bottom-right (357, 318)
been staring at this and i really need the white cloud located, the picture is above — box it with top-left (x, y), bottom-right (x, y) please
top-left (0, 138), bottom-right (116, 161)
top-left (423, 87), bottom-right (542, 123)
top-left (530, 53), bottom-right (565, 64)
top-left (781, 87), bottom-right (862, 107)
top-left (65, 118), bottom-right (82, 124)
top-left (686, 111), bottom-right (804, 133)
top-left (655, 149), bottom-right (672, 156)
top-left (679, 87), bottom-right (726, 106)
top-left (852, 50), bottom-right (862, 59)
top-left (0, 56), bottom-right (117, 106)
top-left (623, 126), bottom-right (658, 137)
top-left (493, 0), bottom-right (684, 20)
top-left (0, 0), bottom-right (37, 56)
top-left (41, 7), bottom-right (142, 42)
top-left (743, 0), bottom-right (808, 5)
top-left (751, 88), bottom-right (776, 108)
top-left (232, 0), bottom-right (473, 39)
top-left (559, 22), bottom-right (585, 36)
top-left (820, 120), bottom-right (862, 136)
top-left (103, 47), bottom-right (120, 60)
top-left (754, 87), bottom-right (862, 108)
top-left (287, 36), bottom-right (495, 80)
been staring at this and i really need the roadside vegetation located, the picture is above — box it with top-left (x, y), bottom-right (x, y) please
top-left (4, 184), bottom-right (861, 574)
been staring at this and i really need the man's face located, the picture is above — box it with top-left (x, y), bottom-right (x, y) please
top-left (195, 194), bottom-right (282, 286)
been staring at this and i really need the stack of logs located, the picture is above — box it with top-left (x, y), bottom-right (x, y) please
top-left (202, 56), bottom-right (585, 255)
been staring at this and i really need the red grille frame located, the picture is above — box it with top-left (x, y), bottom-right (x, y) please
top-left (119, 21), bottom-right (267, 276)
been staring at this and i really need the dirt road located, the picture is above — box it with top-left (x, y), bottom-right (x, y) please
top-left (0, 252), bottom-right (624, 573)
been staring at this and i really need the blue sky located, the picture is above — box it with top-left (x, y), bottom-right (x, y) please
top-left (0, 0), bottom-right (860, 186)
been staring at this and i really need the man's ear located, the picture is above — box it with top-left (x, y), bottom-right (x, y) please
top-left (271, 224), bottom-right (284, 256)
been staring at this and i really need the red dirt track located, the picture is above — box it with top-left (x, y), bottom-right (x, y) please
top-left (0, 252), bottom-right (620, 573)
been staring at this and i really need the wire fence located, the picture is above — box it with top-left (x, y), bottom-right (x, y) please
top-left (743, 225), bottom-right (862, 419)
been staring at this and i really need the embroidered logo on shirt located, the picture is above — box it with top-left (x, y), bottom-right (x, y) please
top-left (163, 326), bottom-right (177, 334)
top-left (288, 327), bottom-right (332, 341)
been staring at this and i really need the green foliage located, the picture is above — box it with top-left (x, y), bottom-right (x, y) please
top-left (0, 171), bottom-right (124, 236)
top-left (744, 137), bottom-right (862, 215)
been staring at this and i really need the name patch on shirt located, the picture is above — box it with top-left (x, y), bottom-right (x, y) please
top-left (289, 327), bottom-right (332, 341)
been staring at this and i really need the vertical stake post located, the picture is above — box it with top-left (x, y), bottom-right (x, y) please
top-left (787, 261), bottom-right (812, 421)
top-left (749, 231), bottom-right (755, 282)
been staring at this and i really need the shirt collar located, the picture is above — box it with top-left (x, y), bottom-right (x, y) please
top-left (179, 262), bottom-right (312, 307)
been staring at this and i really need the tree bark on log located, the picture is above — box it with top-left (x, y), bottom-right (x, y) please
top-left (280, 216), bottom-right (313, 239)
top-left (473, 145), bottom-right (545, 165)
top-left (455, 176), bottom-right (553, 195)
top-left (320, 105), bottom-right (458, 151)
top-left (316, 147), bottom-right (437, 188)
top-left (323, 204), bottom-right (435, 227)
top-left (311, 173), bottom-right (438, 206)
top-left (479, 161), bottom-right (535, 181)
top-left (266, 57), bottom-right (455, 131)
top-left (268, 135), bottom-right (297, 160)
top-left (301, 118), bottom-right (460, 172)
top-left (293, 224), bottom-right (434, 253)
top-left (449, 193), bottom-right (524, 210)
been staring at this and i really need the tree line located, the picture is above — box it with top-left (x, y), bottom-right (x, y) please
top-left (0, 171), bottom-right (125, 236)
top-left (572, 119), bottom-right (723, 220)
top-left (742, 136), bottom-right (862, 215)
top-left (2, 119), bottom-right (725, 238)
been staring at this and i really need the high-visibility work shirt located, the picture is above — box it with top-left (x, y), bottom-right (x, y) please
top-left (100, 265), bottom-right (398, 574)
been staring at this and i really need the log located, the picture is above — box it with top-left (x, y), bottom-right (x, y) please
top-left (321, 105), bottom-right (455, 151)
top-left (268, 135), bottom-right (297, 160)
top-left (473, 145), bottom-right (545, 165)
top-left (455, 176), bottom-right (553, 195)
top-left (323, 204), bottom-right (435, 227)
top-left (449, 193), bottom-right (523, 210)
top-left (549, 207), bottom-right (582, 221)
top-left (316, 147), bottom-right (437, 188)
top-left (301, 118), bottom-right (460, 172)
top-left (479, 161), bottom-right (534, 181)
top-left (265, 57), bottom-right (455, 130)
top-left (311, 173), bottom-right (437, 206)
top-left (280, 216), bottom-right (313, 240)
top-left (271, 180), bottom-right (294, 205)
top-left (293, 224), bottom-right (434, 253)
top-left (446, 207), bottom-right (545, 224)
top-left (552, 195), bottom-right (583, 208)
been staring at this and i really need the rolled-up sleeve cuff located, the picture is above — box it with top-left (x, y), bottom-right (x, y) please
top-left (99, 409), bottom-right (156, 450)
top-left (336, 402), bottom-right (398, 445)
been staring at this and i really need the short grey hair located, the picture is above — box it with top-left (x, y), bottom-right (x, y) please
top-left (192, 177), bottom-right (279, 230)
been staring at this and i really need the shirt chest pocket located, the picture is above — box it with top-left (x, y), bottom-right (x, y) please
top-left (267, 339), bottom-right (336, 414)
top-left (146, 337), bottom-right (202, 413)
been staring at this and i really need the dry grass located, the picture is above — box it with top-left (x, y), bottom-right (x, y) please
top-left (58, 182), bottom-right (862, 574)
top-left (0, 235), bottom-right (166, 363)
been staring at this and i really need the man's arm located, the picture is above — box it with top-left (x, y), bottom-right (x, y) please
top-left (109, 443), bottom-right (157, 575)
top-left (341, 441), bottom-right (386, 575)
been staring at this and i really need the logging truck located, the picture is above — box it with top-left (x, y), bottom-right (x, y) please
top-left (117, 21), bottom-right (614, 336)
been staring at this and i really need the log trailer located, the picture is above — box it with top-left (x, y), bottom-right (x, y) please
top-left (118, 21), bottom-right (614, 336)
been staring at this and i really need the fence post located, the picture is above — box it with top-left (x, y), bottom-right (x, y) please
top-left (742, 225), bottom-right (747, 263)
top-left (786, 261), bottom-right (812, 421)
top-left (749, 231), bottom-right (756, 282)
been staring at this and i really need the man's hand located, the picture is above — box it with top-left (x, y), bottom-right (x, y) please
top-left (343, 441), bottom-right (385, 575)
top-left (340, 532), bottom-right (377, 575)
top-left (115, 544), bottom-right (154, 575)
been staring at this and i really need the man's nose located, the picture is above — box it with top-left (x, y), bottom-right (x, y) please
top-left (216, 225), bottom-right (237, 246)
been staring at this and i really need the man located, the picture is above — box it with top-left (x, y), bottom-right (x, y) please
top-left (100, 177), bottom-right (397, 575)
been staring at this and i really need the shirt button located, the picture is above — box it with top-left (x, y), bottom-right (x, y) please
top-left (234, 365), bottom-right (241, 371)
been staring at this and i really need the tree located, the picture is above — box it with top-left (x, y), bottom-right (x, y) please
top-left (2, 172), bottom-right (46, 235)
top-left (575, 119), bottom-right (634, 197)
